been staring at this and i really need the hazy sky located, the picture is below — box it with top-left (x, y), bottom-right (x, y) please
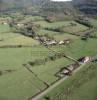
top-left (51, 0), bottom-right (72, 2)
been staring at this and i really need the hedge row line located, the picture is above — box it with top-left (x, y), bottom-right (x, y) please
top-left (0, 45), bottom-right (33, 48)
top-left (28, 52), bottom-right (65, 66)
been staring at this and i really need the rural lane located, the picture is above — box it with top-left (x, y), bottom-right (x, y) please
top-left (31, 63), bottom-right (86, 100)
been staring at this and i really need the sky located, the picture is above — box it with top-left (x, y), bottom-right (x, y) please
top-left (51, 0), bottom-right (72, 2)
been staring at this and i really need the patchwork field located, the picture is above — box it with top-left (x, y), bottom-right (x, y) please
top-left (0, 16), bottom-right (97, 100)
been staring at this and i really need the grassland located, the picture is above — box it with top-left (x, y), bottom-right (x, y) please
top-left (41, 62), bottom-right (97, 100)
top-left (90, 18), bottom-right (97, 27)
top-left (0, 32), bottom-right (39, 46)
top-left (61, 38), bottom-right (97, 59)
top-left (0, 24), bottom-right (10, 33)
top-left (30, 58), bottom-right (73, 85)
top-left (38, 18), bottom-right (97, 100)
top-left (0, 24), bottom-right (39, 46)
top-left (34, 20), bottom-right (88, 31)
top-left (0, 16), bottom-right (97, 100)
top-left (0, 21), bottom-right (73, 100)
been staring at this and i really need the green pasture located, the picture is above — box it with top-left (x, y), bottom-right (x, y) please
top-left (34, 20), bottom-right (74, 28)
top-left (0, 32), bottom-right (39, 46)
top-left (62, 23), bottom-right (88, 33)
top-left (0, 45), bottom-right (72, 100)
top-left (0, 24), bottom-right (10, 33)
top-left (90, 19), bottom-right (97, 27)
top-left (0, 24), bottom-right (39, 46)
top-left (19, 16), bottom-right (44, 24)
top-left (37, 29), bottom-right (79, 40)
top-left (51, 38), bottom-right (97, 59)
top-left (0, 17), bottom-right (97, 100)
top-left (0, 46), bottom-right (51, 100)
top-left (41, 62), bottom-right (97, 100)
top-left (30, 58), bottom-right (73, 85)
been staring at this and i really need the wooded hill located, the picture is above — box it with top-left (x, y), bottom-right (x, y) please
top-left (73, 0), bottom-right (97, 16)
top-left (0, 0), bottom-right (97, 17)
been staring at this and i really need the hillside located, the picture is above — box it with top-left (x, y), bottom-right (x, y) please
top-left (0, 0), bottom-right (97, 17)
top-left (0, 0), bottom-right (77, 17)
top-left (73, 0), bottom-right (97, 16)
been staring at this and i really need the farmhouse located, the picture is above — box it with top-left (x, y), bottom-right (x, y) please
top-left (62, 69), bottom-right (70, 75)
top-left (60, 65), bottom-right (74, 76)
top-left (67, 65), bottom-right (74, 71)
top-left (58, 62), bottom-right (80, 77)
top-left (3, 22), bottom-right (8, 25)
top-left (35, 36), bottom-right (40, 40)
top-left (64, 39), bottom-right (71, 44)
top-left (59, 39), bottom-right (71, 45)
top-left (46, 40), bottom-right (57, 45)
top-left (59, 40), bottom-right (64, 45)
top-left (78, 56), bottom-right (91, 63)
top-left (17, 23), bottom-right (24, 27)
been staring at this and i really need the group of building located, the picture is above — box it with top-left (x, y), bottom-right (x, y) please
top-left (56, 56), bottom-right (96, 77)
top-left (35, 35), bottom-right (72, 46)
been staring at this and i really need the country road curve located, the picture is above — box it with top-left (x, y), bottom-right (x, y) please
top-left (31, 63), bottom-right (86, 100)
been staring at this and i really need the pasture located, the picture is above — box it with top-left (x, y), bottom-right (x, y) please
top-left (0, 46), bottom-right (52, 100)
top-left (0, 24), bottom-right (39, 46)
top-left (0, 22), bottom-right (73, 100)
top-left (0, 16), bottom-right (97, 100)
top-left (41, 62), bottom-right (97, 100)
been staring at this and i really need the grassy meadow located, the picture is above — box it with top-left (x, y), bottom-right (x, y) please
top-left (0, 16), bottom-right (97, 100)
top-left (41, 62), bottom-right (97, 100)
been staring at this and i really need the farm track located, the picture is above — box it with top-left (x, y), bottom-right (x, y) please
top-left (31, 63), bottom-right (87, 100)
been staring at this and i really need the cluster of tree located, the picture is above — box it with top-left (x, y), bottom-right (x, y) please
top-left (15, 24), bottom-right (37, 37)
top-left (45, 27), bottom-right (63, 33)
top-left (8, 18), bottom-right (41, 37)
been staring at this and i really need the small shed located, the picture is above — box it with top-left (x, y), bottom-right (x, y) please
top-left (78, 56), bottom-right (91, 63)
top-left (59, 41), bottom-right (64, 45)
top-left (46, 40), bottom-right (57, 45)
top-left (62, 69), bottom-right (71, 75)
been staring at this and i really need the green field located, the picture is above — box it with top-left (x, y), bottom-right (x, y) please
top-left (0, 46), bottom-right (52, 100)
top-left (0, 24), bottom-right (39, 46)
top-left (0, 24), bottom-right (10, 33)
top-left (0, 16), bottom-right (97, 100)
top-left (59, 38), bottom-right (97, 59)
top-left (90, 18), bottom-right (97, 27)
top-left (0, 22), bottom-right (73, 100)
top-left (34, 20), bottom-right (88, 32)
top-left (41, 62), bottom-right (97, 100)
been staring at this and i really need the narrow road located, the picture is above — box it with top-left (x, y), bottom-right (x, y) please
top-left (31, 63), bottom-right (86, 100)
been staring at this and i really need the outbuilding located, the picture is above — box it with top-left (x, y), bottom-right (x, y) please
top-left (78, 56), bottom-right (91, 63)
